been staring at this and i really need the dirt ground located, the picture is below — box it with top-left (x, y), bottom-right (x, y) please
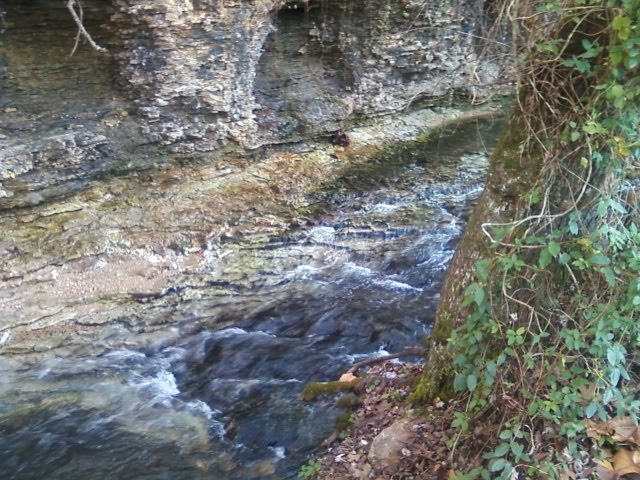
top-left (308, 360), bottom-right (481, 480)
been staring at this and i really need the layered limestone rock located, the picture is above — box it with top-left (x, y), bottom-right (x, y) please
top-left (0, 0), bottom-right (506, 208)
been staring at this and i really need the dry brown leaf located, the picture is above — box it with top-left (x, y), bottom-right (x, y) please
top-left (595, 458), bottom-right (615, 470)
top-left (595, 461), bottom-right (617, 480)
top-left (579, 383), bottom-right (597, 401)
top-left (587, 419), bottom-right (612, 440)
top-left (587, 417), bottom-right (640, 445)
top-left (339, 372), bottom-right (358, 383)
top-left (610, 417), bottom-right (640, 445)
top-left (612, 449), bottom-right (640, 476)
top-left (447, 470), bottom-right (458, 478)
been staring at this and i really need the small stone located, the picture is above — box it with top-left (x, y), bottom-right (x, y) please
top-left (4, 107), bottom-right (17, 113)
top-left (349, 462), bottom-right (372, 480)
top-left (368, 419), bottom-right (414, 467)
top-left (339, 372), bottom-right (357, 383)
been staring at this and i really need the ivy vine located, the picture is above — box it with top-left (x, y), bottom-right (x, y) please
top-left (446, 0), bottom-right (640, 478)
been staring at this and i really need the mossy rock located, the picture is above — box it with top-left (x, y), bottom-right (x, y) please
top-left (335, 394), bottom-right (360, 409)
top-left (301, 381), bottom-right (357, 402)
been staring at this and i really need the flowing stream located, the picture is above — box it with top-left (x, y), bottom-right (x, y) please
top-left (0, 118), bottom-right (504, 479)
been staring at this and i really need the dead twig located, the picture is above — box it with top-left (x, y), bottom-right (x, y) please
top-left (346, 347), bottom-right (427, 376)
top-left (67, 0), bottom-right (106, 55)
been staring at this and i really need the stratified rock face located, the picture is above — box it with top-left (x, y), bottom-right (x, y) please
top-left (0, 0), bottom-right (504, 208)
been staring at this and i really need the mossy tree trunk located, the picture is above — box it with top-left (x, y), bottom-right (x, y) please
top-left (413, 110), bottom-right (542, 401)
top-left (413, 4), bottom-right (624, 402)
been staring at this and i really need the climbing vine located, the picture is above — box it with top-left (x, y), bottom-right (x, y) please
top-left (442, 0), bottom-right (640, 478)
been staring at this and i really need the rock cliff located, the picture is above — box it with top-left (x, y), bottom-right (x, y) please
top-left (0, 0), bottom-right (505, 208)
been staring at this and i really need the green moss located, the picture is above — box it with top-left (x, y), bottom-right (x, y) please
top-left (334, 412), bottom-right (355, 432)
top-left (428, 313), bottom-right (454, 346)
top-left (493, 114), bottom-right (527, 172)
top-left (489, 111), bottom-right (544, 201)
top-left (335, 394), bottom-right (360, 409)
top-left (301, 381), bottom-right (354, 402)
top-left (409, 344), bottom-right (455, 403)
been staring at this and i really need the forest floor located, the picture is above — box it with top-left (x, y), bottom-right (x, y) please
top-left (307, 360), bottom-right (486, 480)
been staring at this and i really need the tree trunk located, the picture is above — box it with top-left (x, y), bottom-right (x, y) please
top-left (413, 109), bottom-right (543, 401)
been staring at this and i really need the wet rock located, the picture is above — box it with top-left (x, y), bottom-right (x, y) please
top-left (331, 130), bottom-right (351, 147)
top-left (368, 419), bottom-right (415, 468)
top-left (0, 108), bottom-right (502, 357)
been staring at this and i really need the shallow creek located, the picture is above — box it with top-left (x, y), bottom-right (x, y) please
top-left (0, 116), bottom-right (504, 479)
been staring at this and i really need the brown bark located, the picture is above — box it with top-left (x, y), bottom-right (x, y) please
top-left (412, 109), bottom-right (542, 401)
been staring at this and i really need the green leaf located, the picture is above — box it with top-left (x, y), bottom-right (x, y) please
top-left (569, 220), bottom-right (579, 235)
top-left (474, 286), bottom-right (485, 307)
top-left (585, 402), bottom-right (598, 418)
top-left (610, 48), bottom-right (623, 66)
top-left (454, 374), bottom-right (467, 392)
top-left (607, 347), bottom-right (620, 366)
top-left (485, 361), bottom-right (497, 386)
top-left (511, 442), bottom-right (524, 458)
top-left (583, 121), bottom-right (607, 135)
top-left (580, 156), bottom-right (589, 168)
top-left (486, 361), bottom-right (497, 379)
top-left (490, 458), bottom-right (507, 473)
top-left (607, 84), bottom-right (625, 101)
top-left (496, 352), bottom-right (507, 366)
top-left (494, 443), bottom-right (510, 457)
top-left (499, 429), bottom-right (512, 440)
top-left (475, 259), bottom-right (492, 282)
top-left (467, 374), bottom-right (478, 392)
top-left (539, 248), bottom-right (552, 268)
top-left (590, 253), bottom-right (610, 265)
top-left (548, 241), bottom-right (561, 257)
top-left (610, 368), bottom-right (621, 386)
top-left (602, 267), bottom-right (616, 286)
top-left (612, 15), bottom-right (631, 40)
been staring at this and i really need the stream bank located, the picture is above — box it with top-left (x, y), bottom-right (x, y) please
top-left (0, 105), bottom-right (505, 479)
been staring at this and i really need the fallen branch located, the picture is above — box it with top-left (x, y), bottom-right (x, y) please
top-left (67, 0), bottom-right (107, 55)
top-left (346, 346), bottom-right (427, 376)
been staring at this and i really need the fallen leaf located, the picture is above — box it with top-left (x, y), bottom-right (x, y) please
top-left (612, 449), bottom-right (640, 476)
top-left (579, 383), bottom-right (597, 401)
top-left (595, 460), bottom-right (617, 480)
top-left (595, 459), bottom-right (614, 470)
top-left (559, 468), bottom-right (573, 480)
top-left (587, 419), bottom-right (612, 440)
top-left (587, 417), bottom-right (640, 445)
top-left (610, 417), bottom-right (640, 445)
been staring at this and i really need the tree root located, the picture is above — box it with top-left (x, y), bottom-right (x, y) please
top-left (346, 346), bottom-right (427, 376)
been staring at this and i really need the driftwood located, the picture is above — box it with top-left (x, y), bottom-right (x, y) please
top-left (346, 346), bottom-right (427, 376)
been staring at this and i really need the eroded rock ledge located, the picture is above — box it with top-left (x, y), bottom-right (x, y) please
top-left (0, 106), bottom-right (502, 358)
top-left (0, 0), bottom-right (508, 209)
